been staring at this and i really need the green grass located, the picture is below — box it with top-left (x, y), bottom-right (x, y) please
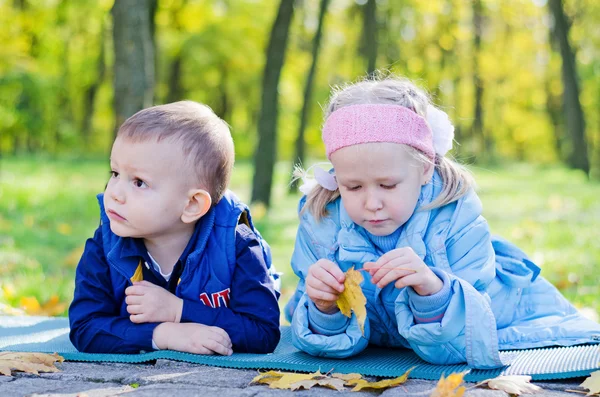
top-left (0, 157), bottom-right (599, 320)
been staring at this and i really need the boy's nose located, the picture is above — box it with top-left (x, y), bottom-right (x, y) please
top-left (108, 181), bottom-right (126, 203)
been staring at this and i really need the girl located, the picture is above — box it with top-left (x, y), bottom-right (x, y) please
top-left (284, 76), bottom-right (600, 369)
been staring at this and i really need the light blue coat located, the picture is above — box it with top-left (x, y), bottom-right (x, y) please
top-left (285, 171), bottom-right (600, 369)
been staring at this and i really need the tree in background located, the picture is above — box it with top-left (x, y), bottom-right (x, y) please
top-left (251, 0), bottom-right (295, 207)
top-left (289, 0), bottom-right (330, 193)
top-left (112, 0), bottom-right (155, 139)
top-left (548, 0), bottom-right (589, 175)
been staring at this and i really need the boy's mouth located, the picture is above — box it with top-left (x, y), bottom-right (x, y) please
top-left (107, 209), bottom-right (127, 222)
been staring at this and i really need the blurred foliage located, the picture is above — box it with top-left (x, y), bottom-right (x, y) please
top-left (0, 158), bottom-right (598, 320)
top-left (0, 0), bottom-right (599, 174)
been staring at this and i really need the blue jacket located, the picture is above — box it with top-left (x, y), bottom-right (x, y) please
top-left (69, 191), bottom-right (281, 354)
top-left (285, 171), bottom-right (600, 369)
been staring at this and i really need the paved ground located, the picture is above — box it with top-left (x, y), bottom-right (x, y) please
top-left (0, 360), bottom-right (589, 396)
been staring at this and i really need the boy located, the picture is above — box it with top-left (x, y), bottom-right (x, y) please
top-left (69, 101), bottom-right (281, 355)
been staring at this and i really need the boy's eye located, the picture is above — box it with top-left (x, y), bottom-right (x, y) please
top-left (110, 171), bottom-right (119, 178)
top-left (381, 184), bottom-right (397, 190)
top-left (133, 179), bottom-right (148, 188)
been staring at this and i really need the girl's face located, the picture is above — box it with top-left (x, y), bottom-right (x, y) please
top-left (331, 143), bottom-right (432, 236)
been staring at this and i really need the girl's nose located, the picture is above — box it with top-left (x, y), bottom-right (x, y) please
top-left (365, 191), bottom-right (383, 212)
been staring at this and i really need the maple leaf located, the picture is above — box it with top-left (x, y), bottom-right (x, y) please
top-left (336, 268), bottom-right (367, 334)
top-left (250, 370), bottom-right (285, 385)
top-left (269, 371), bottom-right (324, 389)
top-left (430, 372), bottom-right (467, 397)
top-left (0, 352), bottom-right (64, 376)
top-left (477, 375), bottom-right (542, 395)
top-left (346, 368), bottom-right (413, 391)
top-left (581, 370), bottom-right (600, 396)
top-left (290, 378), bottom-right (346, 391)
top-left (331, 372), bottom-right (362, 381)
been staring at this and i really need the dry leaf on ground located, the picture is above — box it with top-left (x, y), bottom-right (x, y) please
top-left (250, 370), bottom-right (286, 385)
top-left (430, 371), bottom-right (467, 397)
top-left (290, 378), bottom-right (346, 391)
top-left (476, 375), bottom-right (542, 395)
top-left (0, 352), bottom-right (64, 376)
top-left (331, 372), bottom-right (362, 381)
top-left (336, 267), bottom-right (367, 334)
top-left (346, 368), bottom-right (413, 392)
top-left (580, 370), bottom-right (600, 396)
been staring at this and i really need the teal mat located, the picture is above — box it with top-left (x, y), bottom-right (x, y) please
top-left (1, 316), bottom-right (598, 382)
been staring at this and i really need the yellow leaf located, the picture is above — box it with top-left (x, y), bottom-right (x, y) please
top-left (290, 378), bottom-right (345, 391)
top-left (269, 371), bottom-right (323, 389)
top-left (251, 370), bottom-right (285, 385)
top-left (336, 268), bottom-right (367, 335)
top-left (346, 368), bottom-right (413, 391)
top-left (331, 372), bottom-right (362, 381)
top-left (581, 370), bottom-right (600, 395)
top-left (477, 375), bottom-right (542, 395)
top-left (431, 372), bottom-right (468, 397)
top-left (20, 296), bottom-right (41, 314)
top-left (0, 352), bottom-right (64, 376)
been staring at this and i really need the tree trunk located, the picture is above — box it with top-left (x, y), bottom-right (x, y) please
top-left (166, 53), bottom-right (184, 103)
top-left (251, 0), bottom-right (295, 206)
top-left (548, 0), bottom-right (589, 174)
top-left (289, 0), bottom-right (330, 193)
top-left (82, 19), bottom-right (107, 147)
top-left (471, 0), bottom-right (485, 160)
top-left (111, 0), bottom-right (155, 139)
top-left (362, 0), bottom-right (377, 76)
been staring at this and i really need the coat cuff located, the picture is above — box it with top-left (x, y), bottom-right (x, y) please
top-left (307, 300), bottom-right (350, 335)
top-left (407, 267), bottom-right (451, 323)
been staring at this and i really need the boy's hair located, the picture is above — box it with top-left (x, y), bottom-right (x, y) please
top-left (117, 101), bottom-right (234, 204)
top-left (302, 75), bottom-right (475, 220)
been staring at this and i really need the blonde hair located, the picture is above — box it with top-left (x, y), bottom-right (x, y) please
top-left (117, 101), bottom-right (234, 204)
top-left (301, 75), bottom-right (475, 220)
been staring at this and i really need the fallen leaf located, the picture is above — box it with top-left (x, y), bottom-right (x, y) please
top-left (290, 378), bottom-right (346, 391)
top-left (336, 268), bottom-right (367, 334)
top-left (270, 371), bottom-right (324, 389)
top-left (346, 368), bottom-right (413, 391)
top-left (0, 352), bottom-right (64, 376)
top-left (581, 370), bottom-right (600, 396)
top-left (477, 375), bottom-right (542, 395)
top-left (431, 372), bottom-right (467, 397)
top-left (331, 372), bottom-right (362, 381)
top-left (251, 370), bottom-right (285, 385)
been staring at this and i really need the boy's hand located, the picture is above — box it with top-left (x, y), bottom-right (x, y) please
top-left (364, 247), bottom-right (443, 296)
top-left (125, 281), bottom-right (183, 323)
top-left (152, 322), bottom-right (233, 355)
top-left (306, 259), bottom-right (346, 314)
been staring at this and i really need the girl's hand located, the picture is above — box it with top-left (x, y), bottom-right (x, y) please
top-left (363, 247), bottom-right (443, 296)
top-left (125, 281), bottom-right (183, 323)
top-left (306, 259), bottom-right (346, 314)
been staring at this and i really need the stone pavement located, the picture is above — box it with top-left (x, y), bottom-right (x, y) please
top-left (0, 360), bottom-right (589, 397)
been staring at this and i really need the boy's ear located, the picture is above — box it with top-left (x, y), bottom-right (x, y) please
top-left (181, 189), bottom-right (212, 223)
top-left (421, 161), bottom-right (435, 185)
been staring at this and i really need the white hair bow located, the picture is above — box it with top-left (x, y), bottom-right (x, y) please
top-left (426, 105), bottom-right (455, 157)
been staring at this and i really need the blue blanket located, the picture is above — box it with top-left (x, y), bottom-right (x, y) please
top-left (1, 316), bottom-right (598, 382)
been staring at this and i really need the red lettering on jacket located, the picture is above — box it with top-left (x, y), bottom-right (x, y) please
top-left (199, 288), bottom-right (231, 308)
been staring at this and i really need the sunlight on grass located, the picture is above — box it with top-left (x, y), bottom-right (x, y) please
top-left (0, 157), bottom-right (598, 319)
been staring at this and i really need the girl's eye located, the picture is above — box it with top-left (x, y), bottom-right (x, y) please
top-left (347, 185), bottom-right (361, 191)
top-left (381, 184), bottom-right (397, 190)
top-left (133, 179), bottom-right (148, 188)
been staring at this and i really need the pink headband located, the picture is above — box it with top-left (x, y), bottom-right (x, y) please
top-left (322, 104), bottom-right (435, 161)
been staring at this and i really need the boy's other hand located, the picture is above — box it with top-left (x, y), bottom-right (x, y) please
top-left (125, 281), bottom-right (183, 323)
top-left (152, 322), bottom-right (233, 355)
top-left (306, 259), bottom-right (345, 314)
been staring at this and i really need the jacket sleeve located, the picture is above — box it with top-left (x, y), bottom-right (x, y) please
top-left (69, 226), bottom-right (159, 353)
top-left (179, 224), bottom-right (281, 353)
top-left (395, 193), bottom-right (506, 369)
top-left (289, 208), bottom-right (369, 358)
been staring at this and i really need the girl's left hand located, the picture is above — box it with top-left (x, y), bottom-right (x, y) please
top-left (363, 247), bottom-right (443, 296)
